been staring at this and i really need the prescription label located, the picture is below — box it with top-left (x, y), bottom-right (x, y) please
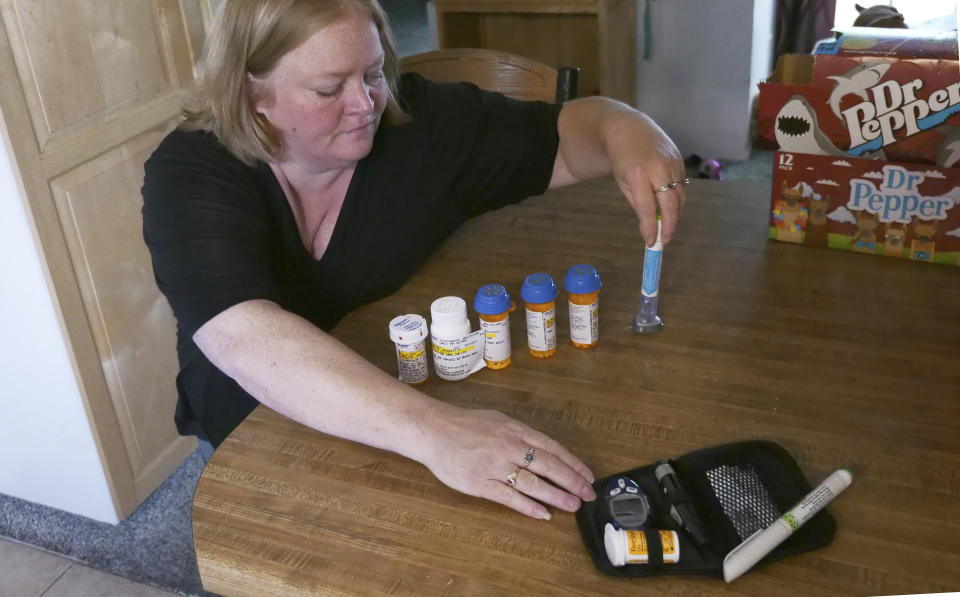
top-left (479, 316), bottom-right (511, 362)
top-left (568, 300), bottom-right (598, 344)
top-left (641, 247), bottom-right (662, 297)
top-left (395, 341), bottom-right (428, 384)
top-left (432, 330), bottom-right (486, 381)
top-left (525, 307), bottom-right (557, 352)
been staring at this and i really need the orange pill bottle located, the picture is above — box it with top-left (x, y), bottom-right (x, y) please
top-left (474, 284), bottom-right (515, 369)
top-left (564, 264), bottom-right (602, 349)
top-left (521, 273), bottom-right (558, 358)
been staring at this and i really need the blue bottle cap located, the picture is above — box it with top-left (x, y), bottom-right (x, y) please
top-left (520, 273), bottom-right (558, 304)
top-left (564, 264), bottom-right (602, 294)
top-left (474, 284), bottom-right (512, 315)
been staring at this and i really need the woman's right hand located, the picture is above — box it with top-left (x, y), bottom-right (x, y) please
top-left (418, 405), bottom-right (597, 520)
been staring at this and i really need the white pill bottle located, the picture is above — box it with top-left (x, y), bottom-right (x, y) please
top-left (388, 314), bottom-right (429, 385)
top-left (430, 297), bottom-right (486, 381)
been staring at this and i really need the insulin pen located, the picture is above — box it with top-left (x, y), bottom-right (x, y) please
top-left (723, 469), bottom-right (853, 582)
top-left (633, 219), bottom-right (664, 334)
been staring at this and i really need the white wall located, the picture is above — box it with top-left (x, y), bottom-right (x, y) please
top-left (635, 0), bottom-right (776, 161)
top-left (0, 133), bottom-right (118, 524)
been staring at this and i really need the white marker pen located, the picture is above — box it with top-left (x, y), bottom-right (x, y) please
top-left (722, 469), bottom-right (852, 583)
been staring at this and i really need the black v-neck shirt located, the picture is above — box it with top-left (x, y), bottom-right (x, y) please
top-left (141, 73), bottom-right (561, 445)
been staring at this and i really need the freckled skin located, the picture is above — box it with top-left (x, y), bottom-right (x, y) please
top-left (251, 10), bottom-right (388, 172)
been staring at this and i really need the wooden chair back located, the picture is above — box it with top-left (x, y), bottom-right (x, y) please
top-left (399, 48), bottom-right (579, 103)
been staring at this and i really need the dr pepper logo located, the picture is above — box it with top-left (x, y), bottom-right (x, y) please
top-left (840, 69), bottom-right (960, 157)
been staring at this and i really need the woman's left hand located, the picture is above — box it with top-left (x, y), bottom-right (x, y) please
top-left (608, 111), bottom-right (687, 246)
top-left (552, 98), bottom-right (687, 247)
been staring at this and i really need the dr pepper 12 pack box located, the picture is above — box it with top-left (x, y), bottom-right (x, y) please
top-left (758, 28), bottom-right (960, 266)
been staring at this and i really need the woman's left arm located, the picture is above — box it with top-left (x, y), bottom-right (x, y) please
top-left (550, 97), bottom-right (687, 246)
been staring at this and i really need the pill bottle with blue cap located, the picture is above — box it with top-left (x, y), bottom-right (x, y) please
top-left (388, 314), bottom-right (429, 385)
top-left (474, 284), bottom-right (515, 370)
top-left (564, 264), bottom-right (602, 349)
top-left (521, 273), bottom-right (558, 358)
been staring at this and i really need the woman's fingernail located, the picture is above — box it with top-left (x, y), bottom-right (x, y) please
top-left (540, 510), bottom-right (552, 521)
top-left (582, 484), bottom-right (597, 501)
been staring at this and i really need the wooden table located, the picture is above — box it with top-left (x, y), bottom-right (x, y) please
top-left (193, 179), bottom-right (960, 596)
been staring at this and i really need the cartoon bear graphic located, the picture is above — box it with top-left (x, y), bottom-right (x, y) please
top-left (772, 182), bottom-right (807, 243)
top-left (850, 211), bottom-right (879, 254)
top-left (910, 218), bottom-right (938, 262)
top-left (804, 194), bottom-right (830, 247)
top-left (882, 222), bottom-right (907, 258)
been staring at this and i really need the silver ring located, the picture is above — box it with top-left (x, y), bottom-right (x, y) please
top-left (656, 178), bottom-right (691, 193)
top-left (522, 447), bottom-right (535, 468)
top-left (505, 468), bottom-right (521, 487)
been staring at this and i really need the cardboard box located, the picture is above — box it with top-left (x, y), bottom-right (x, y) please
top-left (759, 31), bottom-right (960, 266)
top-left (758, 53), bottom-right (960, 166)
top-left (771, 151), bottom-right (959, 266)
top-left (814, 27), bottom-right (958, 60)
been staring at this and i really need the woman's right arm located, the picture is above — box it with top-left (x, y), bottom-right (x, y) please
top-left (194, 299), bottom-right (597, 519)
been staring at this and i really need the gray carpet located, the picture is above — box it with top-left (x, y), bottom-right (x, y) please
top-left (0, 3), bottom-right (773, 596)
top-left (0, 452), bottom-right (212, 597)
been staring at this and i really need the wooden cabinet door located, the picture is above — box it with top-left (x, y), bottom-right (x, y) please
top-left (0, 0), bottom-right (215, 518)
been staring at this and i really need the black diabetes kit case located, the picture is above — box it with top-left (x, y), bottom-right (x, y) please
top-left (575, 441), bottom-right (836, 578)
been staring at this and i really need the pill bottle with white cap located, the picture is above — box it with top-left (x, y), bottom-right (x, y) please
top-left (564, 264), bottom-right (602, 349)
top-left (604, 523), bottom-right (680, 567)
top-left (474, 283), bottom-right (514, 370)
top-left (388, 314), bottom-right (429, 385)
top-left (430, 296), bottom-right (486, 381)
top-left (521, 273), bottom-right (558, 359)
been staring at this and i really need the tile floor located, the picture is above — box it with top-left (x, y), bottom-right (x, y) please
top-left (0, 538), bottom-right (179, 597)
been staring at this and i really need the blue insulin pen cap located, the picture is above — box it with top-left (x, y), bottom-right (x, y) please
top-left (474, 283), bottom-right (512, 315)
top-left (564, 264), bottom-right (602, 294)
top-left (521, 273), bottom-right (558, 304)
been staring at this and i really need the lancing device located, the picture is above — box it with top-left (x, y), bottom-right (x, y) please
top-left (723, 469), bottom-right (853, 582)
top-left (654, 460), bottom-right (709, 547)
top-left (632, 219), bottom-right (664, 334)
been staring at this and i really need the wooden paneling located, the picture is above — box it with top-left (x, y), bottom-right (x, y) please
top-left (1, 2), bottom-right (172, 150)
top-left (598, 0), bottom-right (634, 104)
top-left (0, 0), bottom-right (209, 517)
top-left (480, 14), bottom-right (599, 97)
top-left (433, 0), bottom-right (636, 103)
top-left (49, 129), bottom-right (183, 489)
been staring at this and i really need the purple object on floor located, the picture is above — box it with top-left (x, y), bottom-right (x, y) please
top-left (699, 158), bottom-right (723, 180)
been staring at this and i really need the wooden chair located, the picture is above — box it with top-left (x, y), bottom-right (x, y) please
top-left (399, 48), bottom-right (580, 103)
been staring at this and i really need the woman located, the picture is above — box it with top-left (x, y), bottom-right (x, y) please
top-left (142, 0), bottom-right (686, 521)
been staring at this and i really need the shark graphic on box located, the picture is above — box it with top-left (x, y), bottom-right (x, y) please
top-left (826, 63), bottom-right (891, 120)
top-left (759, 49), bottom-right (960, 166)
top-left (775, 95), bottom-right (886, 159)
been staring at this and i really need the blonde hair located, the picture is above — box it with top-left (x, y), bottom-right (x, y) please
top-left (182, 0), bottom-right (407, 165)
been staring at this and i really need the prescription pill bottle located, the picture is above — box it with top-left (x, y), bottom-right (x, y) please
top-left (603, 523), bottom-right (680, 567)
top-left (564, 264), bottom-right (602, 349)
top-left (474, 284), bottom-right (515, 370)
top-left (521, 273), bottom-right (558, 359)
top-left (430, 296), bottom-right (487, 380)
top-left (388, 314), bottom-right (429, 385)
